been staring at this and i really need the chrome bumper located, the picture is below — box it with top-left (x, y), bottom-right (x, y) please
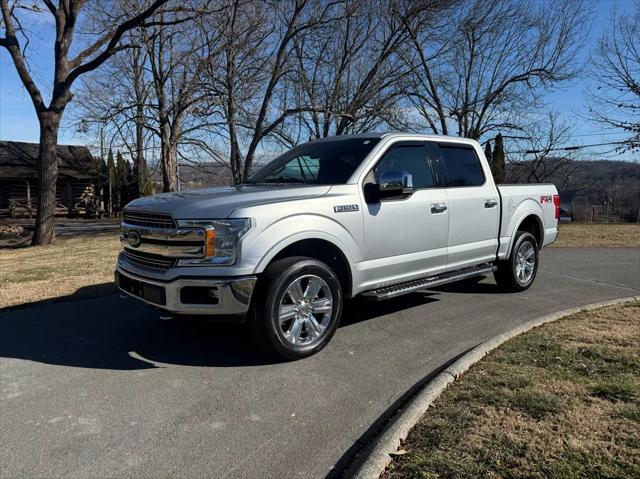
top-left (115, 267), bottom-right (257, 316)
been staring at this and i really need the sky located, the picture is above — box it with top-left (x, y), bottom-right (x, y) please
top-left (0, 0), bottom-right (637, 161)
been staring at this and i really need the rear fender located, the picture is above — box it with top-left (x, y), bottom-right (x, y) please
top-left (499, 199), bottom-right (544, 259)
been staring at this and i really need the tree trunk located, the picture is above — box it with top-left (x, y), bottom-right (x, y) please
top-left (227, 111), bottom-right (243, 184)
top-left (159, 115), bottom-right (178, 192)
top-left (135, 105), bottom-right (146, 195)
top-left (32, 112), bottom-right (61, 245)
top-left (162, 141), bottom-right (179, 192)
top-left (230, 142), bottom-right (243, 185)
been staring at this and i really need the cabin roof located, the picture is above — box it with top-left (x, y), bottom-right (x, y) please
top-left (0, 140), bottom-right (102, 180)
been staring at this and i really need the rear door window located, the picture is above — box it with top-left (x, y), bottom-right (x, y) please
top-left (432, 143), bottom-right (485, 187)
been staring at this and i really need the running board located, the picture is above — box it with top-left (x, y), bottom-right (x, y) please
top-left (361, 264), bottom-right (496, 301)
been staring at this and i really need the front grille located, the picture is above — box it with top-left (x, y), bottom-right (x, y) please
top-left (123, 210), bottom-right (175, 228)
top-left (123, 249), bottom-right (176, 270)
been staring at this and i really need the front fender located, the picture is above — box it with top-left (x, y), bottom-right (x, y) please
top-left (245, 213), bottom-right (360, 277)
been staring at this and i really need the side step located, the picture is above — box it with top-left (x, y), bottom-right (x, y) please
top-left (361, 264), bottom-right (496, 301)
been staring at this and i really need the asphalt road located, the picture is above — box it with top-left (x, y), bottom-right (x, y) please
top-left (1, 248), bottom-right (638, 479)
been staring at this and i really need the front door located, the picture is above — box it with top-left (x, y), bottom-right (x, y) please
top-left (360, 142), bottom-right (449, 290)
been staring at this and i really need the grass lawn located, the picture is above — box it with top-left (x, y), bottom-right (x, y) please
top-left (553, 223), bottom-right (640, 248)
top-left (383, 301), bottom-right (640, 479)
top-left (0, 233), bottom-right (120, 309)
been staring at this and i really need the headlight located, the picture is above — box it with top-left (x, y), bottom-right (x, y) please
top-left (176, 219), bottom-right (251, 266)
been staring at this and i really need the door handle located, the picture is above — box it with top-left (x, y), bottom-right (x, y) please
top-left (431, 203), bottom-right (447, 214)
top-left (484, 199), bottom-right (498, 208)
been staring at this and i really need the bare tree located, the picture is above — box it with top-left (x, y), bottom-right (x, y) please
top-left (508, 112), bottom-right (577, 186)
top-left (131, 29), bottom-right (151, 194)
top-left (290, 0), bottom-right (433, 139)
top-left (73, 27), bottom-right (154, 198)
top-left (401, 0), bottom-right (589, 141)
top-left (589, 1), bottom-right (640, 153)
top-left (144, 4), bottom-right (219, 191)
top-left (74, 3), bottom-right (227, 194)
top-left (72, 2), bottom-right (233, 193)
top-left (203, 0), bottom-right (349, 183)
top-left (0, 0), bottom-right (171, 244)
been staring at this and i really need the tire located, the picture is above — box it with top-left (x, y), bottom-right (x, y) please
top-left (494, 231), bottom-right (539, 292)
top-left (252, 256), bottom-right (343, 360)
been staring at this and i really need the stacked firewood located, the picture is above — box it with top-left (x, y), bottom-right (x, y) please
top-left (0, 225), bottom-right (26, 235)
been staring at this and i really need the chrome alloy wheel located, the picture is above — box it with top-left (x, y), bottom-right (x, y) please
top-left (278, 274), bottom-right (333, 347)
top-left (515, 240), bottom-right (536, 285)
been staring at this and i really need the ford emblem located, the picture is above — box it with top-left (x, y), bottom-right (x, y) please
top-left (127, 230), bottom-right (142, 248)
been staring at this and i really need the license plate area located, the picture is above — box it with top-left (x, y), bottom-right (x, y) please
top-left (116, 271), bottom-right (166, 306)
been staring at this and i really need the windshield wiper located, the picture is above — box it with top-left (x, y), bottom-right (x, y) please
top-left (259, 176), bottom-right (308, 184)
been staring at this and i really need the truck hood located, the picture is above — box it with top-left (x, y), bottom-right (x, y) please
top-left (124, 185), bottom-right (332, 219)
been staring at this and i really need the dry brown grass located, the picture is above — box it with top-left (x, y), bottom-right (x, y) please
top-left (0, 233), bottom-right (121, 309)
top-left (553, 223), bottom-right (640, 247)
top-left (384, 301), bottom-right (640, 479)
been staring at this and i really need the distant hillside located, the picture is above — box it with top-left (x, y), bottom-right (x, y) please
top-left (508, 159), bottom-right (640, 222)
top-left (148, 161), bottom-right (269, 190)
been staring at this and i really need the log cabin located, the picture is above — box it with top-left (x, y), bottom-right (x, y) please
top-left (0, 140), bottom-right (104, 218)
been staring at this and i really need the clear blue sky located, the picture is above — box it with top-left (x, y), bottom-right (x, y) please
top-left (0, 0), bottom-right (635, 160)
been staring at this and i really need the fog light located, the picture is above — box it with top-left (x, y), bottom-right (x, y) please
top-left (180, 286), bottom-right (219, 305)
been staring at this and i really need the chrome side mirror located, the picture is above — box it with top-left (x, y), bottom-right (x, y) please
top-left (378, 170), bottom-right (414, 195)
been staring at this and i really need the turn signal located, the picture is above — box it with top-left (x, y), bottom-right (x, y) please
top-left (204, 228), bottom-right (216, 257)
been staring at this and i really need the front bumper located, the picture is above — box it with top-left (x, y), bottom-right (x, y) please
top-left (115, 267), bottom-right (257, 316)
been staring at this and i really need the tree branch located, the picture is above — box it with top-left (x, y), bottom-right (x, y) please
top-left (0, 0), bottom-right (45, 111)
top-left (65, 0), bottom-right (169, 88)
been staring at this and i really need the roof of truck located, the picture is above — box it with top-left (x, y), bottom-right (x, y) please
top-left (308, 132), bottom-right (478, 144)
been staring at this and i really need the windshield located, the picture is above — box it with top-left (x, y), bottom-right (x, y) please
top-left (247, 137), bottom-right (380, 185)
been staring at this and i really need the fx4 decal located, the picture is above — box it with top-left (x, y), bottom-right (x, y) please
top-left (540, 195), bottom-right (553, 204)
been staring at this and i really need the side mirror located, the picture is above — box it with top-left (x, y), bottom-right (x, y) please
top-left (378, 170), bottom-right (414, 196)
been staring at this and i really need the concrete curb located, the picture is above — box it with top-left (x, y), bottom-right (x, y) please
top-left (350, 295), bottom-right (640, 479)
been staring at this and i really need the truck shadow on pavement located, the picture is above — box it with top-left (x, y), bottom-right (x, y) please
top-left (0, 285), bottom-right (440, 371)
top-left (431, 275), bottom-right (509, 295)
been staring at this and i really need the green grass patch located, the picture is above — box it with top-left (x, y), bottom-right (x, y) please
top-left (592, 376), bottom-right (639, 402)
top-left (616, 405), bottom-right (640, 423)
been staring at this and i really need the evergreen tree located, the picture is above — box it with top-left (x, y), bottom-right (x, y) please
top-left (125, 159), bottom-right (137, 202)
top-left (142, 166), bottom-right (155, 196)
top-left (115, 151), bottom-right (129, 211)
top-left (492, 133), bottom-right (506, 183)
top-left (484, 141), bottom-right (493, 164)
top-left (107, 149), bottom-right (118, 215)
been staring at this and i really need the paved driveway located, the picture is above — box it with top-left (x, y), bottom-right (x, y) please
top-left (1, 248), bottom-right (638, 478)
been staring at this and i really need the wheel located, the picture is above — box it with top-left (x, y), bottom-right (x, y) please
top-left (252, 256), bottom-right (343, 360)
top-left (494, 231), bottom-right (539, 292)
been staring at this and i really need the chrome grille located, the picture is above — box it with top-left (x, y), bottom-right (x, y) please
top-left (123, 210), bottom-right (175, 228)
top-left (123, 249), bottom-right (176, 270)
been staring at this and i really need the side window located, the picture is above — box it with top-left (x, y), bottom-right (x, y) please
top-left (373, 144), bottom-right (435, 188)
top-left (277, 156), bottom-right (320, 181)
top-left (435, 143), bottom-right (485, 187)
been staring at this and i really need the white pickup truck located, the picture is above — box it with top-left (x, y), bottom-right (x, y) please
top-left (116, 133), bottom-right (559, 359)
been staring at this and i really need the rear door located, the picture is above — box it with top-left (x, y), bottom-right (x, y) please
top-left (360, 142), bottom-right (449, 288)
top-left (427, 142), bottom-right (500, 270)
